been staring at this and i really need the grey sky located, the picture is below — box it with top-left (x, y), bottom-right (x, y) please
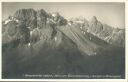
top-left (2, 2), bottom-right (125, 28)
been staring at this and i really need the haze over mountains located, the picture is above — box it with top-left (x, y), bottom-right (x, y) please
top-left (2, 8), bottom-right (125, 79)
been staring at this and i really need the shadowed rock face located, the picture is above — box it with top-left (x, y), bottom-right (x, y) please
top-left (37, 9), bottom-right (48, 28)
top-left (14, 9), bottom-right (37, 30)
top-left (2, 8), bottom-right (125, 79)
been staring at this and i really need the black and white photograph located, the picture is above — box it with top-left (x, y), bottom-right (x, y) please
top-left (2, 2), bottom-right (125, 79)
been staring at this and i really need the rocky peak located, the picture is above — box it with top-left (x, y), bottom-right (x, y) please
top-left (36, 9), bottom-right (48, 28)
top-left (14, 8), bottom-right (37, 29)
top-left (91, 16), bottom-right (98, 23)
top-left (88, 16), bottom-right (103, 34)
top-left (14, 8), bottom-right (36, 20)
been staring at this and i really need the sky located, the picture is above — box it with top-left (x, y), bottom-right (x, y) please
top-left (2, 2), bottom-right (125, 28)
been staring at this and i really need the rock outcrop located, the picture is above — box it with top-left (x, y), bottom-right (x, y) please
top-left (88, 16), bottom-right (103, 34)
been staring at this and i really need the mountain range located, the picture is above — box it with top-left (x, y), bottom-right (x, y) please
top-left (2, 8), bottom-right (125, 79)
